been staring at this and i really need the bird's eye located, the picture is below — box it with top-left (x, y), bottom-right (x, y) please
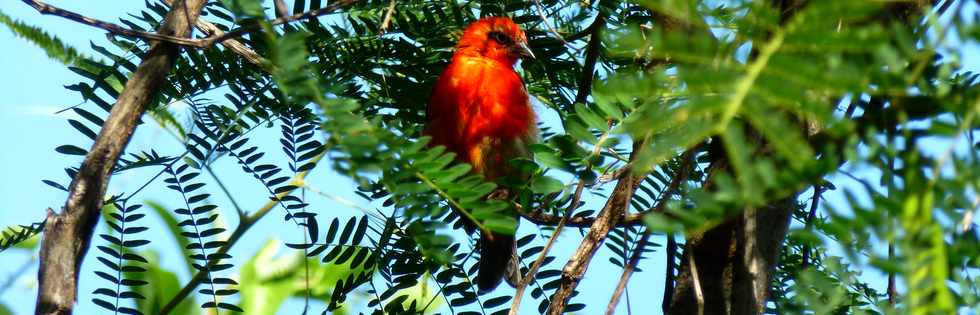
top-left (488, 31), bottom-right (512, 45)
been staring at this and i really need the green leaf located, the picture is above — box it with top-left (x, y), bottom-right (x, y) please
top-left (531, 176), bottom-right (564, 194)
top-left (55, 145), bottom-right (87, 156)
top-left (221, 0), bottom-right (265, 18)
top-left (484, 217), bottom-right (518, 235)
top-left (145, 201), bottom-right (194, 276)
top-left (129, 251), bottom-right (196, 315)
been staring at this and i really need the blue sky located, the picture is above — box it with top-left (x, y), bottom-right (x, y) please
top-left (0, 1), bottom-right (978, 315)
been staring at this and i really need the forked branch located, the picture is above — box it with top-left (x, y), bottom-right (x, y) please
top-left (546, 139), bottom-right (647, 314)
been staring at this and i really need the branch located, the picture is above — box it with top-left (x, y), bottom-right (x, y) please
top-left (160, 0), bottom-right (267, 67)
top-left (800, 185), bottom-right (823, 269)
top-left (379, 0), bottom-right (397, 33)
top-left (606, 232), bottom-right (651, 315)
top-left (273, 0), bottom-right (290, 18)
top-left (689, 255), bottom-right (705, 315)
top-left (662, 234), bottom-right (678, 314)
top-left (33, 1), bottom-right (208, 314)
top-left (888, 243), bottom-right (897, 305)
top-left (546, 138), bottom-right (647, 314)
top-left (573, 13), bottom-right (605, 105)
top-left (157, 153), bottom-right (324, 315)
top-left (520, 208), bottom-right (642, 227)
top-left (507, 180), bottom-right (584, 315)
top-left (531, 0), bottom-right (576, 51)
top-left (520, 190), bottom-right (694, 227)
top-left (606, 149), bottom-right (695, 314)
top-left (21, 0), bottom-right (357, 49)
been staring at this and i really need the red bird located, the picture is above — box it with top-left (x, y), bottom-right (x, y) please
top-left (424, 17), bottom-right (537, 293)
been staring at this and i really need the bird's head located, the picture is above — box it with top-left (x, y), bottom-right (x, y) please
top-left (456, 17), bottom-right (534, 65)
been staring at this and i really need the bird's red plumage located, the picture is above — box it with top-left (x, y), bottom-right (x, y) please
top-left (426, 17), bottom-right (536, 178)
top-left (424, 17), bottom-right (537, 293)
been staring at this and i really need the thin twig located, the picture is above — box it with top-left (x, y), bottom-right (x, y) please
top-left (531, 0), bottom-right (576, 50)
top-left (606, 150), bottom-right (694, 314)
top-left (800, 185), bottom-right (823, 269)
top-left (507, 179), bottom-right (585, 315)
top-left (21, 0), bottom-right (203, 46)
top-left (21, 0), bottom-right (358, 49)
top-left (203, 165), bottom-right (245, 215)
top-left (888, 243), bottom-right (897, 305)
top-left (379, 0), bottom-right (397, 34)
top-left (605, 232), bottom-right (651, 315)
top-left (662, 233), bottom-right (677, 314)
top-left (157, 153), bottom-right (325, 315)
top-left (160, 0), bottom-right (267, 67)
top-left (520, 209), bottom-right (646, 227)
top-left (0, 255), bottom-right (36, 296)
top-left (689, 256), bottom-right (704, 315)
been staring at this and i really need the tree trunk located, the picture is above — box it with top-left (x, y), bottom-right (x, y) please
top-left (666, 1), bottom-right (934, 313)
top-left (669, 196), bottom-right (797, 315)
top-left (33, 1), bottom-right (207, 314)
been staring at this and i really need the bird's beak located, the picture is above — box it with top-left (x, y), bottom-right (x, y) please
top-left (516, 42), bottom-right (535, 59)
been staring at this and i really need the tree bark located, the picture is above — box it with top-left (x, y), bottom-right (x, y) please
top-left (668, 159), bottom-right (798, 315)
top-left (34, 1), bottom-right (207, 314)
top-left (547, 140), bottom-right (647, 314)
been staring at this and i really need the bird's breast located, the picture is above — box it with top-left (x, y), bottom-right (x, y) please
top-left (427, 56), bottom-right (538, 178)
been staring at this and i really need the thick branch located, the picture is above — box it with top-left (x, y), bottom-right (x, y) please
top-left (547, 139), bottom-right (647, 314)
top-left (33, 1), bottom-right (207, 314)
top-left (21, 0), bottom-right (357, 49)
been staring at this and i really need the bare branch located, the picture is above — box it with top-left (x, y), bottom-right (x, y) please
top-left (508, 180), bottom-right (585, 315)
top-left (606, 150), bottom-right (695, 314)
top-left (888, 243), bottom-right (897, 305)
top-left (689, 256), bottom-right (705, 315)
top-left (520, 208), bottom-right (642, 227)
top-left (274, 0), bottom-right (290, 18)
top-left (379, 0), bottom-right (397, 34)
top-left (21, 0), bottom-right (205, 46)
top-left (546, 137), bottom-right (647, 314)
top-left (20, 0), bottom-right (358, 49)
top-left (573, 13), bottom-right (605, 105)
top-left (33, 0), bottom-right (208, 314)
top-left (800, 185), bottom-right (823, 269)
top-left (605, 232), bottom-right (651, 315)
top-left (662, 234), bottom-right (678, 314)
top-left (160, 0), bottom-right (268, 68)
top-left (531, 0), bottom-right (576, 51)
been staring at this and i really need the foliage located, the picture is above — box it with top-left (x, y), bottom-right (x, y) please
top-left (1, 0), bottom-right (979, 314)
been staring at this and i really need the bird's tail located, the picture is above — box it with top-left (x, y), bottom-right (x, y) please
top-left (477, 231), bottom-right (522, 294)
